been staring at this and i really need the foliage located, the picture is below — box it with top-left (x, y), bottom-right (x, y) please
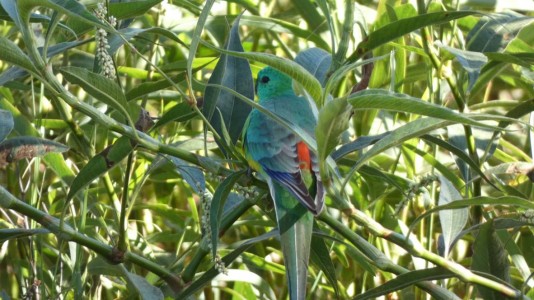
top-left (0, 0), bottom-right (533, 299)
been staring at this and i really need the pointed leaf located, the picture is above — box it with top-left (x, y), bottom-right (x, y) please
top-left (316, 98), bottom-right (351, 163)
top-left (153, 102), bottom-right (196, 129)
top-left (210, 170), bottom-right (246, 257)
top-left (331, 132), bottom-right (390, 160)
top-left (0, 137), bottom-right (68, 166)
top-left (436, 42), bottom-right (488, 92)
top-left (0, 228), bottom-right (49, 243)
top-left (354, 267), bottom-right (460, 300)
top-left (60, 67), bottom-right (136, 121)
top-left (203, 14), bottom-right (254, 145)
top-left (0, 109), bottom-right (14, 142)
top-left (187, 0), bottom-right (215, 87)
top-left (295, 48), bottom-right (332, 87)
top-left (467, 11), bottom-right (533, 52)
top-left (349, 11), bottom-right (478, 62)
top-left (310, 231), bottom-right (340, 298)
top-left (348, 89), bottom-right (496, 128)
top-left (67, 136), bottom-right (135, 200)
top-left (437, 175), bottom-right (468, 257)
top-left (471, 220), bottom-right (510, 299)
top-left (124, 272), bottom-right (164, 300)
top-left (163, 155), bottom-right (205, 194)
top-left (0, 36), bottom-right (39, 74)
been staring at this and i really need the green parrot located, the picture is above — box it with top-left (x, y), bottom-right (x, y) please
top-left (243, 66), bottom-right (325, 299)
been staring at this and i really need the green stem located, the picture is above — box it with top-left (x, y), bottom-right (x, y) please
top-left (118, 153), bottom-right (134, 252)
top-left (323, 209), bottom-right (522, 298)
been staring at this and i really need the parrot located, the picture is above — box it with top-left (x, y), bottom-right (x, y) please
top-left (243, 66), bottom-right (325, 299)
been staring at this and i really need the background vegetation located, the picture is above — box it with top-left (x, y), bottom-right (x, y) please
top-left (0, 0), bottom-right (533, 299)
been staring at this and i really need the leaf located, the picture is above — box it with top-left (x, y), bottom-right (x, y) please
top-left (471, 220), bottom-right (510, 300)
top-left (210, 170), bottom-right (246, 257)
top-left (436, 42), bottom-right (488, 92)
top-left (295, 47), bottom-right (332, 87)
top-left (0, 137), bottom-right (69, 166)
top-left (0, 228), bottom-right (49, 243)
top-left (0, 109), bottom-right (14, 142)
top-left (163, 155), bottom-right (206, 194)
top-left (411, 196), bottom-right (534, 230)
top-left (354, 267), bottom-right (460, 300)
top-left (16, 0), bottom-right (105, 28)
top-left (348, 11), bottom-right (478, 62)
top-left (310, 230), bottom-right (340, 299)
top-left (343, 117), bottom-right (454, 182)
top-left (348, 89), bottom-right (496, 129)
top-left (292, 0), bottom-right (327, 33)
top-left (202, 14), bottom-right (254, 146)
top-left (467, 11), bottom-right (533, 52)
top-left (152, 102), bottom-right (196, 129)
top-left (60, 67), bottom-right (137, 121)
top-left (331, 132), bottom-right (390, 160)
top-left (0, 36), bottom-right (39, 74)
top-left (187, 0), bottom-right (215, 88)
top-left (124, 272), bottom-right (164, 300)
top-left (67, 136), bottom-right (135, 201)
top-left (108, 27), bottom-right (187, 55)
top-left (316, 98), bottom-right (350, 162)
top-left (108, 0), bottom-right (162, 21)
top-left (437, 175), bottom-right (468, 257)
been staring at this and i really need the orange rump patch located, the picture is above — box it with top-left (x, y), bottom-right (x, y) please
top-left (297, 141), bottom-right (311, 170)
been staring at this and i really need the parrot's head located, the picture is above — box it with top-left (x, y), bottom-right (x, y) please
top-left (255, 66), bottom-right (294, 99)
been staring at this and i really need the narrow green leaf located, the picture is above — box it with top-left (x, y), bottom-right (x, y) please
top-left (60, 67), bottom-right (136, 121)
top-left (348, 89), bottom-right (495, 129)
top-left (67, 136), bottom-right (135, 200)
top-left (348, 11), bottom-right (478, 62)
top-left (467, 11), bottom-right (533, 52)
top-left (317, 98), bottom-right (350, 163)
top-left (200, 41), bottom-right (324, 107)
top-left (210, 170), bottom-right (246, 257)
top-left (0, 228), bottom-right (49, 243)
top-left (293, 0), bottom-right (327, 33)
top-left (437, 175), bottom-right (468, 257)
top-left (163, 155), bottom-right (205, 195)
top-left (0, 109), bottom-right (14, 142)
top-left (471, 220), bottom-right (510, 300)
top-left (203, 14), bottom-right (254, 145)
top-left (310, 231), bottom-right (340, 299)
top-left (354, 267), bottom-right (459, 300)
top-left (0, 36), bottom-right (39, 74)
top-left (343, 117), bottom-right (453, 182)
top-left (331, 132), bottom-right (390, 161)
top-left (124, 272), bottom-right (164, 300)
top-left (152, 102), bottom-right (196, 129)
top-left (436, 42), bottom-right (488, 92)
top-left (108, 0), bottom-right (162, 20)
top-left (109, 27), bottom-right (187, 55)
top-left (411, 196), bottom-right (534, 230)
top-left (0, 137), bottom-right (68, 166)
top-left (295, 47), bottom-right (332, 87)
top-left (17, 0), bottom-right (104, 28)
top-left (187, 0), bottom-right (215, 87)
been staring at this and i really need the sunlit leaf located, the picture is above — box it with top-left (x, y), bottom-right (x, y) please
top-left (203, 14), bottom-right (254, 146)
top-left (437, 175), bottom-right (468, 258)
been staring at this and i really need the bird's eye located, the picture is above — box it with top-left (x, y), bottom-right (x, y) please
top-left (261, 76), bottom-right (270, 83)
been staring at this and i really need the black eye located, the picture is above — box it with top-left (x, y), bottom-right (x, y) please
top-left (261, 76), bottom-right (270, 83)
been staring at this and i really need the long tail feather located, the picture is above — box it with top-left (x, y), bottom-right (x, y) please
top-left (271, 180), bottom-right (313, 300)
